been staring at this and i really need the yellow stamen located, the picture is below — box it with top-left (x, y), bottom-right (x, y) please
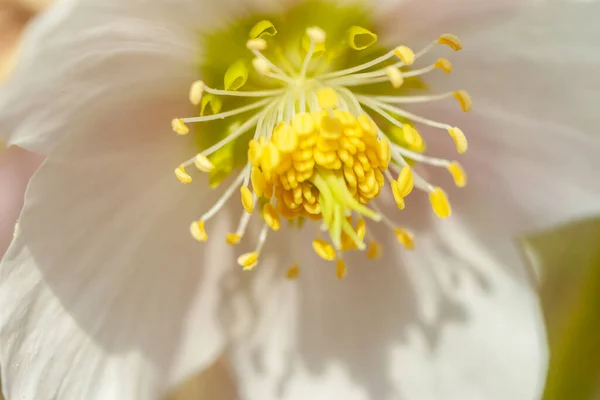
top-left (390, 180), bottom-right (406, 209)
top-left (447, 127), bottom-right (468, 154)
top-left (175, 166), bottom-right (192, 184)
top-left (447, 161), bottom-right (467, 187)
top-left (429, 187), bottom-right (452, 218)
top-left (313, 239), bottom-right (336, 261)
top-left (190, 220), bottom-right (208, 242)
top-left (394, 228), bottom-right (414, 249)
top-left (396, 166), bottom-right (414, 197)
top-left (286, 264), bottom-right (300, 279)
top-left (306, 26), bottom-right (326, 44)
top-left (317, 88), bottom-right (338, 109)
top-left (393, 46), bottom-right (415, 65)
top-left (252, 58), bottom-right (271, 75)
top-left (238, 251), bottom-right (259, 270)
top-left (171, 118), bottom-right (189, 135)
top-left (240, 186), bottom-right (254, 214)
top-left (226, 233), bottom-right (242, 245)
top-left (438, 34), bottom-right (462, 51)
top-left (434, 58), bottom-right (452, 74)
top-left (336, 258), bottom-right (348, 279)
top-left (246, 38), bottom-right (267, 51)
top-left (194, 154), bottom-right (215, 172)
top-left (367, 241), bottom-right (382, 260)
top-left (385, 66), bottom-right (404, 88)
top-left (263, 203), bottom-right (281, 231)
top-left (453, 90), bottom-right (472, 112)
top-left (189, 80), bottom-right (205, 105)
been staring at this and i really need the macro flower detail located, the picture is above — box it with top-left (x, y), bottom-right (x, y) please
top-left (171, 20), bottom-right (471, 274)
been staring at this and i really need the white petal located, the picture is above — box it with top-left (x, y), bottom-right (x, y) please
top-left (225, 215), bottom-right (546, 400)
top-left (0, 98), bottom-right (231, 399)
top-left (424, 0), bottom-right (600, 233)
top-left (0, 0), bottom-right (284, 154)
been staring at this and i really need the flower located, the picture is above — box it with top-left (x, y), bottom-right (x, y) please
top-left (0, 0), bottom-right (599, 399)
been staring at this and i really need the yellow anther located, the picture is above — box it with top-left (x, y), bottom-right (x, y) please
top-left (393, 45), bottom-right (415, 65)
top-left (396, 166), bottom-right (414, 197)
top-left (263, 203), bottom-right (281, 231)
top-left (273, 124), bottom-right (298, 153)
top-left (248, 140), bottom-right (264, 166)
top-left (319, 116), bottom-right (342, 140)
top-left (286, 264), bottom-right (300, 279)
top-left (249, 20), bottom-right (277, 39)
top-left (394, 228), bottom-right (415, 250)
top-left (385, 66), bottom-right (404, 88)
top-left (175, 166), bottom-right (192, 184)
top-left (336, 259), bottom-right (348, 279)
top-left (240, 186), bottom-right (254, 214)
top-left (367, 241), bottom-right (382, 260)
top-left (390, 181), bottom-right (406, 209)
top-left (312, 239), bottom-right (336, 261)
top-left (194, 154), bottom-right (215, 172)
top-left (453, 90), bottom-right (472, 112)
top-left (447, 161), bottom-right (467, 188)
top-left (347, 26), bottom-right (378, 50)
top-left (190, 220), bottom-right (208, 242)
top-left (429, 187), bottom-right (452, 218)
top-left (252, 58), bottom-right (271, 75)
top-left (226, 233), bottom-right (241, 245)
top-left (434, 58), bottom-right (452, 74)
top-left (292, 113), bottom-right (315, 135)
top-left (188, 80), bottom-right (205, 105)
top-left (246, 38), bottom-right (267, 51)
top-left (357, 115), bottom-right (377, 137)
top-left (171, 118), bottom-right (189, 135)
top-left (356, 218), bottom-right (366, 242)
top-left (438, 34), bottom-right (462, 51)
top-left (238, 251), bottom-right (259, 270)
top-left (378, 138), bottom-right (392, 166)
top-left (447, 127), bottom-right (468, 154)
top-left (317, 88), bottom-right (338, 109)
top-left (306, 26), bottom-right (326, 44)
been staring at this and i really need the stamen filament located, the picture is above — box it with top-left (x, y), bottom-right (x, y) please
top-left (367, 92), bottom-right (457, 104)
top-left (250, 49), bottom-right (294, 83)
top-left (182, 97), bottom-right (273, 123)
top-left (204, 86), bottom-right (286, 97)
top-left (319, 50), bottom-right (396, 80)
top-left (201, 165), bottom-right (250, 221)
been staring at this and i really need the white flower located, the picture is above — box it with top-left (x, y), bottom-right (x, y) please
top-left (1, 0), bottom-right (599, 399)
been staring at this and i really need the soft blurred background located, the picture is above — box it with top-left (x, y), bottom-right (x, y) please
top-left (1, 1), bottom-right (598, 399)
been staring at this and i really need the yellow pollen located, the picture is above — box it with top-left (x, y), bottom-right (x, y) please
top-left (367, 241), bottom-right (382, 260)
top-left (263, 203), bottom-right (281, 231)
top-left (190, 220), bottom-right (208, 242)
top-left (393, 46), bottom-right (415, 65)
top-left (189, 80), bottom-right (205, 105)
top-left (226, 233), bottom-right (242, 245)
top-left (238, 251), bottom-right (259, 270)
top-left (317, 88), bottom-right (338, 109)
top-left (194, 154), bottom-right (215, 172)
top-left (429, 187), bottom-right (452, 218)
top-left (292, 112), bottom-right (315, 135)
top-left (246, 38), bottom-right (267, 51)
top-left (385, 66), bottom-right (404, 88)
top-left (240, 186), bottom-right (254, 214)
top-left (434, 58), bottom-right (452, 74)
top-left (336, 259), bottom-right (348, 279)
top-left (171, 118), bottom-right (189, 135)
top-left (175, 166), bottom-right (192, 184)
top-left (396, 166), bottom-right (414, 197)
top-left (447, 127), bottom-right (468, 154)
top-left (313, 239), bottom-right (336, 261)
top-left (394, 228), bottom-right (415, 249)
top-left (438, 34), bottom-right (462, 51)
top-left (390, 180), bottom-right (406, 209)
top-left (447, 161), bottom-right (467, 187)
top-left (286, 264), bottom-right (300, 279)
top-left (453, 90), bottom-right (472, 112)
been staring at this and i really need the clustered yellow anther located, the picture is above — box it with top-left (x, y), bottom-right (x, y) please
top-left (171, 17), bottom-right (472, 278)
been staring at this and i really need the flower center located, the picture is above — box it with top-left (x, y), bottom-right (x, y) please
top-left (171, 3), bottom-right (472, 278)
